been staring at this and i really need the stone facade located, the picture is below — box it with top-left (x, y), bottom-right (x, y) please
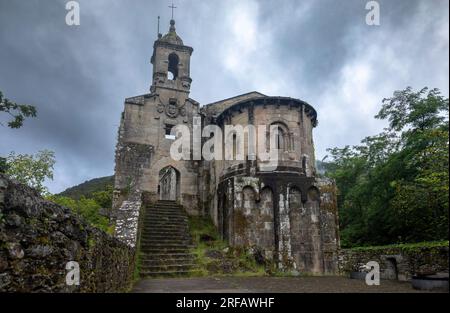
top-left (0, 175), bottom-right (134, 292)
top-left (339, 244), bottom-right (449, 281)
top-left (113, 19), bottom-right (340, 274)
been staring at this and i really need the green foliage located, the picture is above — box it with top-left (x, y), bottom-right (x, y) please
top-left (189, 215), bottom-right (221, 243)
top-left (91, 185), bottom-right (113, 208)
top-left (188, 216), bottom-right (266, 277)
top-left (349, 241), bottom-right (449, 252)
top-left (0, 157), bottom-right (7, 174)
top-left (59, 176), bottom-right (114, 199)
top-left (5, 150), bottom-right (55, 195)
top-left (47, 176), bottom-right (114, 234)
top-left (47, 195), bottom-right (112, 234)
top-left (0, 90), bottom-right (37, 128)
top-left (324, 87), bottom-right (449, 248)
top-left (133, 249), bottom-right (142, 282)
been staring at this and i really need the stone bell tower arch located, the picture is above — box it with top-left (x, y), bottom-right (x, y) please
top-left (150, 19), bottom-right (193, 104)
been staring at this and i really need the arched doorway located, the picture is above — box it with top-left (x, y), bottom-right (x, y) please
top-left (158, 166), bottom-right (180, 201)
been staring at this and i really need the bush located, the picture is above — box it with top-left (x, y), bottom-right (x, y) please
top-left (47, 195), bottom-right (112, 234)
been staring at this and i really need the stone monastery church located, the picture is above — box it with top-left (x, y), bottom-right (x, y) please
top-left (112, 19), bottom-right (340, 275)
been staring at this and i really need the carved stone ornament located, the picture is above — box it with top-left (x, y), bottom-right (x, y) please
top-left (165, 102), bottom-right (179, 118)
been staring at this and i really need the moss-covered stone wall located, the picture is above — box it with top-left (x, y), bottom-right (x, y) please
top-left (0, 174), bottom-right (135, 292)
top-left (339, 242), bottom-right (449, 281)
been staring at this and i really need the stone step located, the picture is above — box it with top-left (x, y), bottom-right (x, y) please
top-left (150, 203), bottom-right (183, 207)
top-left (144, 210), bottom-right (186, 215)
top-left (144, 217), bottom-right (188, 220)
top-left (144, 221), bottom-right (188, 225)
top-left (140, 234), bottom-right (191, 240)
top-left (141, 252), bottom-right (195, 259)
top-left (141, 228), bottom-right (189, 234)
top-left (143, 223), bottom-right (189, 227)
top-left (141, 269), bottom-right (200, 278)
top-left (142, 227), bottom-right (189, 232)
top-left (141, 233), bottom-right (189, 238)
top-left (146, 205), bottom-right (184, 209)
top-left (151, 202), bottom-right (180, 206)
top-left (145, 206), bottom-right (185, 213)
top-left (140, 243), bottom-right (192, 248)
top-left (142, 225), bottom-right (189, 231)
top-left (139, 201), bottom-right (196, 277)
top-left (143, 217), bottom-right (188, 225)
top-left (144, 215), bottom-right (185, 219)
top-left (147, 208), bottom-right (184, 213)
top-left (142, 223), bottom-right (189, 228)
top-left (148, 203), bottom-right (182, 207)
top-left (140, 239), bottom-right (192, 245)
top-left (140, 242), bottom-right (193, 248)
top-left (140, 238), bottom-right (192, 244)
top-left (144, 224), bottom-right (188, 232)
top-left (141, 248), bottom-right (191, 254)
top-left (144, 212), bottom-right (187, 217)
top-left (141, 264), bottom-right (198, 274)
top-left (140, 252), bottom-right (195, 259)
top-left (143, 217), bottom-right (188, 222)
top-left (141, 258), bottom-right (196, 266)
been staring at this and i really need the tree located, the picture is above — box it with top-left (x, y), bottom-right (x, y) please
top-left (325, 87), bottom-right (449, 247)
top-left (5, 150), bottom-right (55, 195)
top-left (47, 195), bottom-right (112, 233)
top-left (0, 90), bottom-right (37, 128)
top-left (0, 157), bottom-right (7, 174)
top-left (92, 185), bottom-right (113, 208)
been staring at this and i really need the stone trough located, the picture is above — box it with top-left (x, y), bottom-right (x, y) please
top-left (411, 273), bottom-right (449, 291)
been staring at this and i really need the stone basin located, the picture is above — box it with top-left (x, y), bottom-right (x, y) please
top-left (411, 273), bottom-right (449, 291)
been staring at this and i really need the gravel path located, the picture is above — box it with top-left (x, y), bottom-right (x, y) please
top-left (133, 276), bottom-right (436, 293)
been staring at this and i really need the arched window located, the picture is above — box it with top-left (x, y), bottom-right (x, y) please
top-left (270, 122), bottom-right (289, 151)
top-left (168, 53), bottom-right (179, 80)
top-left (302, 156), bottom-right (307, 169)
top-left (275, 126), bottom-right (284, 150)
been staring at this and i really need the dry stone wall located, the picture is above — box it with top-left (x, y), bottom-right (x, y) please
top-left (339, 243), bottom-right (449, 281)
top-left (0, 174), bottom-right (135, 292)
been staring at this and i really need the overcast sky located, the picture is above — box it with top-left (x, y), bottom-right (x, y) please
top-left (0, 0), bottom-right (448, 194)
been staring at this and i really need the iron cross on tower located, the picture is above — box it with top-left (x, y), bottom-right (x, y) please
top-left (169, 2), bottom-right (177, 19)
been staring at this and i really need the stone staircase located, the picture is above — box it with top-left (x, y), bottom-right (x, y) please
top-left (138, 200), bottom-right (198, 277)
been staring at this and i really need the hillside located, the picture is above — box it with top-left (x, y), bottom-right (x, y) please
top-left (58, 175), bottom-right (114, 199)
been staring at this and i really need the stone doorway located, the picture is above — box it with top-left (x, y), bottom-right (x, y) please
top-left (383, 257), bottom-right (399, 280)
top-left (158, 166), bottom-right (180, 201)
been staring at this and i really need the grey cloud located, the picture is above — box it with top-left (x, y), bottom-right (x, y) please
top-left (0, 0), bottom-right (448, 193)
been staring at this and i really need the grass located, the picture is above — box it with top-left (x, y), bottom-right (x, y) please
top-left (188, 216), bottom-right (268, 277)
top-left (349, 240), bottom-right (449, 252)
top-left (133, 250), bottom-right (142, 282)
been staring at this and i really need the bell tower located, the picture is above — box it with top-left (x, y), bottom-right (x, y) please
top-left (150, 19), bottom-right (193, 102)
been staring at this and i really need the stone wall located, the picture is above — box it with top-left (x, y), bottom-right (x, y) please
top-left (339, 243), bottom-right (449, 281)
top-left (0, 175), bottom-right (135, 292)
top-left (112, 139), bottom-right (152, 247)
top-left (216, 174), bottom-right (340, 274)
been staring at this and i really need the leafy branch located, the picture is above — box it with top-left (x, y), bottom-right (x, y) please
top-left (0, 90), bottom-right (37, 128)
